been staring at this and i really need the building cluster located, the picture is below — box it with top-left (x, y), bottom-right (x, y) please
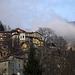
top-left (0, 28), bottom-right (44, 75)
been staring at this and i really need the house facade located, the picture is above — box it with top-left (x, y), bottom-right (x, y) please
top-left (0, 55), bottom-right (24, 75)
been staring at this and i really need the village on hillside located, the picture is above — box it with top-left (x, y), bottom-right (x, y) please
top-left (0, 28), bottom-right (44, 75)
top-left (0, 22), bottom-right (75, 75)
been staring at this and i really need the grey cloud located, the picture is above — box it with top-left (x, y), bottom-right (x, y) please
top-left (0, 0), bottom-right (75, 43)
top-left (31, 13), bottom-right (75, 43)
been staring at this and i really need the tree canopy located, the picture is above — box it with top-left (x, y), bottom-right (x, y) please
top-left (23, 44), bottom-right (43, 75)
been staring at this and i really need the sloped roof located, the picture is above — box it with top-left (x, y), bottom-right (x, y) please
top-left (15, 28), bottom-right (26, 33)
top-left (5, 54), bottom-right (23, 59)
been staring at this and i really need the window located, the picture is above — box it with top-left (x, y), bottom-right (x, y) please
top-left (19, 64), bottom-right (20, 68)
top-left (4, 52), bottom-right (6, 56)
top-left (13, 57), bottom-right (15, 60)
top-left (5, 69), bottom-right (6, 71)
top-left (19, 59), bottom-right (20, 62)
top-left (23, 35), bottom-right (24, 38)
top-left (5, 63), bottom-right (6, 66)
top-left (1, 53), bottom-right (2, 56)
top-left (13, 62), bottom-right (14, 67)
top-left (19, 71), bottom-right (20, 73)
top-left (12, 68), bottom-right (14, 73)
top-left (24, 60), bottom-right (26, 63)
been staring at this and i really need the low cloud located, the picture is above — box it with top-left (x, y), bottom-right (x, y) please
top-left (31, 15), bottom-right (75, 43)
top-left (0, 0), bottom-right (75, 43)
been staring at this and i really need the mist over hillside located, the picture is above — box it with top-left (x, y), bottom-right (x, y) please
top-left (69, 21), bottom-right (75, 25)
top-left (65, 21), bottom-right (75, 44)
top-left (31, 18), bottom-right (75, 44)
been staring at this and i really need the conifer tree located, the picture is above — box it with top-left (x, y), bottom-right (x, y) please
top-left (23, 44), bottom-right (43, 75)
top-left (0, 21), bottom-right (4, 31)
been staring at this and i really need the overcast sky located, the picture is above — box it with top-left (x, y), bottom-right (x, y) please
top-left (0, 0), bottom-right (75, 42)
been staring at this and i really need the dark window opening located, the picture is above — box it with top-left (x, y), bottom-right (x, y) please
top-left (4, 52), bottom-right (6, 56)
top-left (13, 57), bottom-right (15, 60)
top-left (1, 53), bottom-right (2, 56)
top-left (23, 35), bottom-right (24, 38)
top-left (5, 69), bottom-right (6, 71)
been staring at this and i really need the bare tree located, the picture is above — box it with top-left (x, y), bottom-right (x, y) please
top-left (37, 27), bottom-right (68, 75)
top-left (37, 27), bottom-right (55, 43)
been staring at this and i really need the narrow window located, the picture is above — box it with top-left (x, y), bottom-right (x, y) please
top-left (23, 35), bottom-right (24, 38)
top-left (24, 60), bottom-right (26, 63)
top-left (19, 59), bottom-right (20, 62)
top-left (13, 62), bottom-right (14, 67)
top-left (4, 52), bottom-right (6, 56)
top-left (5, 69), bottom-right (6, 71)
top-left (19, 71), bottom-right (20, 73)
top-left (5, 63), bottom-right (6, 66)
top-left (12, 68), bottom-right (14, 73)
top-left (1, 53), bottom-right (2, 56)
top-left (19, 64), bottom-right (20, 68)
top-left (13, 57), bottom-right (15, 60)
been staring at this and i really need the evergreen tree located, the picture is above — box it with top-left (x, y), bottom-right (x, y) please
top-left (0, 21), bottom-right (4, 31)
top-left (23, 44), bottom-right (43, 75)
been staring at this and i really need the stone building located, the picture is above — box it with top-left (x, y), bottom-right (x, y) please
top-left (0, 55), bottom-right (24, 75)
top-left (0, 47), bottom-right (8, 60)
